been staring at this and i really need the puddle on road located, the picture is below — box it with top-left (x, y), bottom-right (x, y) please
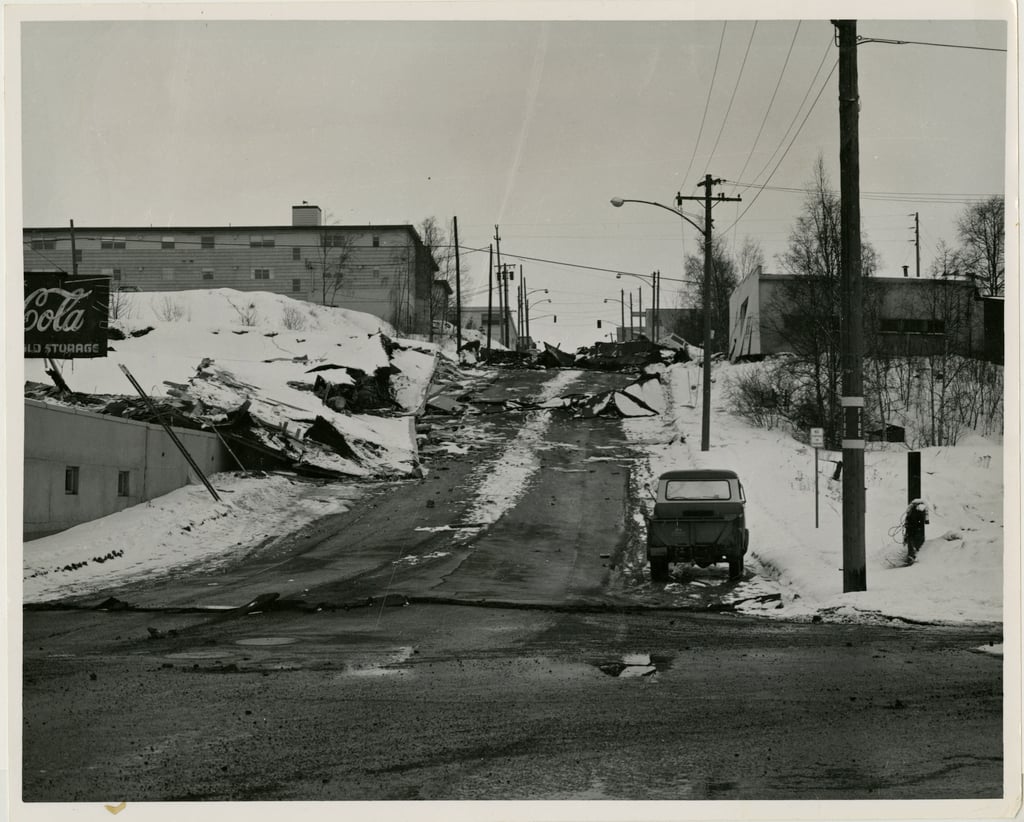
top-left (235, 637), bottom-right (299, 646)
top-left (595, 653), bottom-right (673, 678)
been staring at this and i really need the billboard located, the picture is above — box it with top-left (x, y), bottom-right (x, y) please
top-left (24, 272), bottom-right (110, 358)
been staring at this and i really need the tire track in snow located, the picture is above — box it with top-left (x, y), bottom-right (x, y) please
top-left (455, 369), bottom-right (582, 539)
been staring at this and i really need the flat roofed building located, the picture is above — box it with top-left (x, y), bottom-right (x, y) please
top-left (23, 205), bottom-right (439, 335)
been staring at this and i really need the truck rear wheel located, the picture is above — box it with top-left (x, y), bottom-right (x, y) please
top-left (650, 556), bottom-right (670, 582)
top-left (728, 554), bottom-right (744, 580)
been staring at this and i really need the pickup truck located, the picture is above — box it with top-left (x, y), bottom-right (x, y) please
top-left (645, 469), bottom-right (749, 581)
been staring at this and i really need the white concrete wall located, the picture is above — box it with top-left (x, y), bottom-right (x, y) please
top-left (24, 400), bottom-right (229, 540)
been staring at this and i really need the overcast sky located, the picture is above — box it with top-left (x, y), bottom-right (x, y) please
top-left (10, 6), bottom-right (1013, 350)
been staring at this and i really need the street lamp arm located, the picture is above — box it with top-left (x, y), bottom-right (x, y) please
top-left (610, 197), bottom-right (705, 235)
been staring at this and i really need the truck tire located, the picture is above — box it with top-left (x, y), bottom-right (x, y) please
top-left (728, 554), bottom-right (744, 581)
top-left (650, 556), bottom-right (670, 582)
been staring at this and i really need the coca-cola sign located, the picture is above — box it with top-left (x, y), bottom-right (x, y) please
top-left (25, 273), bottom-right (109, 358)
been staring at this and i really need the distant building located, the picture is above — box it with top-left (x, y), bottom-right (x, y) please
top-left (461, 305), bottom-right (519, 349)
top-left (23, 204), bottom-right (439, 334)
top-left (728, 269), bottom-right (1002, 363)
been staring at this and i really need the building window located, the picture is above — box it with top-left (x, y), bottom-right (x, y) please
top-left (65, 466), bottom-right (80, 495)
top-left (253, 268), bottom-right (272, 280)
top-left (31, 238), bottom-right (56, 251)
top-left (201, 235), bottom-right (215, 249)
top-left (331, 235), bottom-right (347, 248)
top-left (292, 247), bottom-right (301, 261)
top-left (373, 268), bottom-right (381, 278)
top-left (292, 278), bottom-right (301, 292)
top-left (74, 249), bottom-right (83, 263)
top-left (880, 318), bottom-right (946, 335)
top-left (100, 237), bottom-right (126, 250)
top-left (162, 236), bottom-right (175, 250)
top-left (250, 235), bottom-right (276, 248)
top-left (201, 268), bottom-right (215, 280)
top-left (117, 471), bottom-right (130, 497)
top-left (162, 268), bottom-right (175, 280)
top-left (101, 267), bottom-right (123, 282)
top-left (372, 235), bottom-right (380, 247)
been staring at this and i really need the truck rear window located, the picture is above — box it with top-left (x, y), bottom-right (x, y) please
top-left (665, 480), bottom-right (732, 500)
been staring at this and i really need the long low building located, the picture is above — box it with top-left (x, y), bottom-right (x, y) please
top-left (23, 204), bottom-right (439, 335)
top-left (728, 268), bottom-right (1003, 363)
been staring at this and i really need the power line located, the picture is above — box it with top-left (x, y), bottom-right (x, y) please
top-left (706, 21), bottom-right (758, 171)
top-left (722, 57), bottom-right (839, 234)
top-left (740, 37), bottom-right (835, 197)
top-left (857, 35), bottom-right (1006, 52)
top-left (682, 21), bottom-right (727, 187)
top-left (732, 22), bottom-right (802, 200)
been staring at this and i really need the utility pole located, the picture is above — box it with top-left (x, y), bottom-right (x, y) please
top-left (503, 262), bottom-right (512, 349)
top-left (653, 270), bottom-right (660, 341)
top-left (494, 226), bottom-right (504, 347)
top-left (453, 216), bottom-right (462, 351)
top-left (677, 175), bottom-right (741, 451)
top-left (486, 244), bottom-right (494, 355)
top-left (69, 219), bottom-right (78, 276)
top-left (836, 19), bottom-right (867, 592)
top-left (914, 212), bottom-right (921, 278)
top-left (628, 291), bottom-right (634, 340)
top-left (620, 289), bottom-right (625, 337)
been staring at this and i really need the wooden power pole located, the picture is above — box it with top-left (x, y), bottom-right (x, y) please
top-left (453, 216), bottom-right (462, 351)
top-left (836, 19), bottom-right (867, 592)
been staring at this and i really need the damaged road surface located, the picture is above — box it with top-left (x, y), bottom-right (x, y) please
top-left (22, 367), bottom-right (1003, 803)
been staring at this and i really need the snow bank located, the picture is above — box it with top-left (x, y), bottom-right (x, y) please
top-left (23, 473), bottom-right (363, 603)
top-left (623, 361), bottom-right (1005, 625)
top-left (25, 289), bottom-right (437, 477)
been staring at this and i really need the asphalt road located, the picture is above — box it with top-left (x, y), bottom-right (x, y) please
top-left (20, 366), bottom-right (1005, 804)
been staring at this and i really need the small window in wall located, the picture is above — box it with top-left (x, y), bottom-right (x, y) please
top-left (372, 235), bottom-right (381, 247)
top-left (201, 268), bottom-right (215, 280)
top-left (101, 267), bottom-right (123, 281)
top-left (201, 235), bottom-right (216, 249)
top-left (101, 237), bottom-right (127, 250)
top-left (161, 236), bottom-right (175, 250)
top-left (292, 247), bottom-right (301, 261)
top-left (292, 278), bottom-right (301, 292)
top-left (65, 466), bottom-right (80, 495)
top-left (253, 268), bottom-right (272, 280)
top-left (117, 471), bottom-right (131, 497)
top-left (373, 268), bottom-right (381, 278)
top-left (162, 268), bottom-right (175, 280)
top-left (250, 235), bottom-right (276, 248)
top-left (31, 238), bottom-right (56, 250)
top-left (74, 249), bottom-right (83, 263)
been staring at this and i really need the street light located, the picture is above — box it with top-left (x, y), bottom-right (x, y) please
top-left (525, 297), bottom-right (551, 344)
top-left (610, 194), bottom-right (711, 450)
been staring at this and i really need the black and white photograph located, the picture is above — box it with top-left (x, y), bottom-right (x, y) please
top-left (5, 2), bottom-right (1020, 819)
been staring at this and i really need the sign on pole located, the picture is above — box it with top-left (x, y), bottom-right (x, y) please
top-left (810, 428), bottom-right (824, 528)
top-left (24, 273), bottom-right (110, 358)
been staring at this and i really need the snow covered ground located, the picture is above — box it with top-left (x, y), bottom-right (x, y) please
top-left (622, 361), bottom-right (1008, 628)
top-left (21, 323), bottom-right (1012, 631)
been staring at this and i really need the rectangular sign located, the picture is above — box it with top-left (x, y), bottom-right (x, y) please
top-left (24, 272), bottom-right (110, 358)
top-left (809, 427), bottom-right (825, 448)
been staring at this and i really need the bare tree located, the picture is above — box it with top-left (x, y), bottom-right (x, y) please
top-left (314, 228), bottom-right (355, 307)
top-left (419, 216), bottom-right (471, 337)
top-left (956, 195), bottom-right (1004, 295)
top-left (767, 155), bottom-right (879, 446)
top-left (736, 235), bottom-right (765, 279)
top-left (684, 236), bottom-right (737, 355)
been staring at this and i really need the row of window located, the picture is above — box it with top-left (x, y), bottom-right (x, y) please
top-left (101, 267), bottom-right (386, 283)
top-left (65, 466), bottom-right (130, 497)
top-left (32, 235), bottom-right (384, 251)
